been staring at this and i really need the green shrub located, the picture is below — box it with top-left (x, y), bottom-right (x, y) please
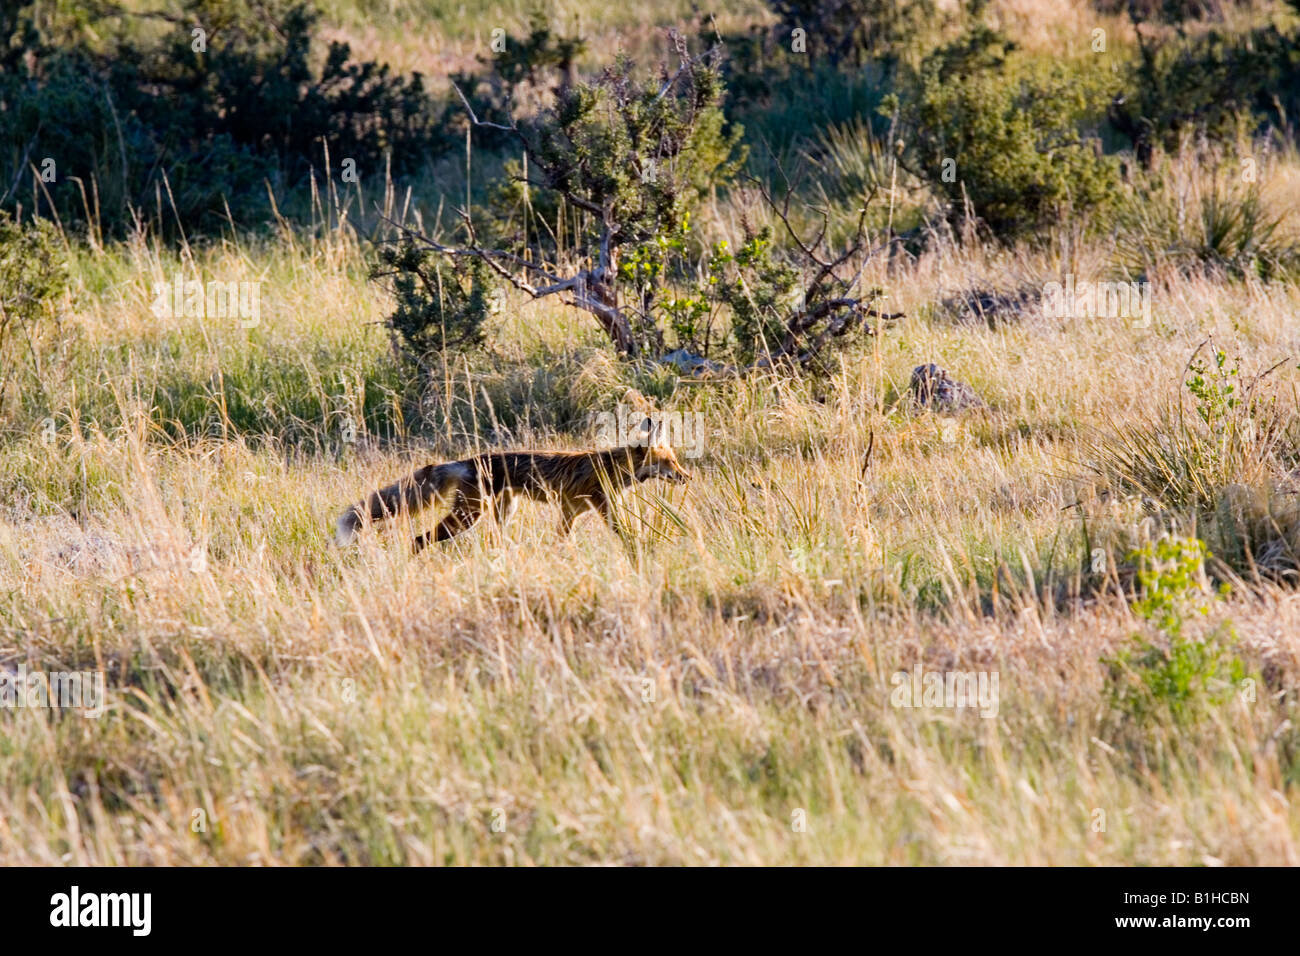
top-left (1, 0), bottom-right (447, 235)
top-left (378, 41), bottom-right (750, 361)
top-left (886, 24), bottom-right (1121, 239)
top-left (766, 0), bottom-right (937, 69)
top-left (372, 244), bottom-right (496, 364)
top-left (501, 49), bottom-right (744, 259)
top-left (1108, 18), bottom-right (1300, 166)
top-left (615, 213), bottom-right (890, 371)
top-left (620, 223), bottom-right (804, 365)
top-left (0, 211), bottom-right (66, 413)
top-left (1105, 536), bottom-right (1246, 724)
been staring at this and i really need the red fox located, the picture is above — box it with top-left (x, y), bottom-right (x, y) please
top-left (335, 418), bottom-right (692, 551)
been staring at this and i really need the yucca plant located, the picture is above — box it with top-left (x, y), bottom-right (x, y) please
top-left (1115, 169), bottom-right (1300, 281)
top-left (804, 119), bottom-right (924, 242)
top-left (1082, 345), bottom-right (1300, 580)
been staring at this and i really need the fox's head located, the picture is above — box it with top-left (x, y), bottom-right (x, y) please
top-left (632, 417), bottom-right (692, 484)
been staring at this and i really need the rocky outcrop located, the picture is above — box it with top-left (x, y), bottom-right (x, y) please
top-left (910, 364), bottom-right (987, 412)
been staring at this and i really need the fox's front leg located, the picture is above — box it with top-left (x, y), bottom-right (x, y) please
top-left (558, 494), bottom-right (617, 536)
top-left (558, 500), bottom-right (582, 537)
top-left (592, 493), bottom-right (626, 537)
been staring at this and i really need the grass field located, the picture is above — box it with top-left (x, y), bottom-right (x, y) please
top-left (2, 0), bottom-right (1299, 865)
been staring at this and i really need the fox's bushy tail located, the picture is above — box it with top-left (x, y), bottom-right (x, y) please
top-left (335, 463), bottom-right (466, 546)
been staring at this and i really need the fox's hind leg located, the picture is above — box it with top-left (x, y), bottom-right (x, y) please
top-left (412, 491), bottom-right (483, 553)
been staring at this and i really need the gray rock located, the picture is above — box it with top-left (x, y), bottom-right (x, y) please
top-left (659, 348), bottom-right (735, 378)
top-left (941, 287), bottom-right (1037, 327)
top-left (910, 364), bottom-right (987, 412)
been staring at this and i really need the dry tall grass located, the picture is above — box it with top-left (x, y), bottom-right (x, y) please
top-left (3, 190), bottom-right (1299, 863)
top-left (3, 0), bottom-right (1300, 866)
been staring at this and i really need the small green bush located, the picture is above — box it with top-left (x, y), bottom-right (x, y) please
top-left (886, 24), bottom-right (1121, 239)
top-left (1105, 536), bottom-right (1246, 724)
top-left (1108, 17), bottom-right (1300, 166)
top-left (1, 0), bottom-right (447, 235)
top-left (372, 243), bottom-right (496, 363)
top-left (620, 223), bottom-right (802, 365)
top-left (0, 211), bottom-right (66, 412)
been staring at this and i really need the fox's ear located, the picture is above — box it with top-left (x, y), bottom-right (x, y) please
top-left (636, 416), bottom-right (654, 443)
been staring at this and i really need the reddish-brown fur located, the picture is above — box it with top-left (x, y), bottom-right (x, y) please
top-left (336, 420), bottom-right (691, 551)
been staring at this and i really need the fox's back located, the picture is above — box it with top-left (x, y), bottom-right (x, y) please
top-left (469, 449), bottom-right (612, 501)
